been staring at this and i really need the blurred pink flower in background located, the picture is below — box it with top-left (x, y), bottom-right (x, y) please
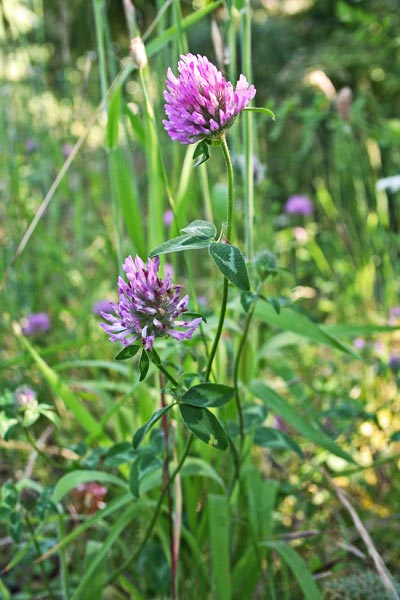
top-left (353, 337), bottom-right (366, 350)
top-left (163, 209), bottom-right (174, 227)
top-left (21, 313), bottom-right (50, 336)
top-left (285, 195), bottom-right (313, 216)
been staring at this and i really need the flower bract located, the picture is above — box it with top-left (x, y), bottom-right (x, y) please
top-left (101, 255), bottom-right (202, 350)
top-left (163, 53), bottom-right (256, 144)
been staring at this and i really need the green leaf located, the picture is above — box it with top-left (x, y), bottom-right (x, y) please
top-left (181, 219), bottom-right (217, 239)
top-left (180, 458), bottom-right (225, 489)
top-left (390, 431), bottom-right (400, 442)
top-left (129, 454), bottom-right (161, 498)
top-left (17, 336), bottom-right (107, 440)
top-left (182, 383), bottom-right (235, 408)
top-left (52, 470), bottom-right (127, 504)
top-left (128, 460), bottom-right (140, 498)
top-left (322, 323), bottom-right (400, 337)
top-left (139, 350), bottom-right (149, 381)
top-left (132, 405), bottom-right (174, 449)
top-left (243, 106), bottom-right (276, 120)
top-left (146, 2), bottom-right (223, 57)
top-left (254, 301), bottom-right (358, 356)
top-left (149, 235), bottom-right (211, 258)
top-left (245, 467), bottom-right (278, 541)
top-left (193, 140), bottom-right (210, 166)
top-left (114, 344), bottom-right (141, 361)
top-left (70, 503), bottom-right (145, 600)
top-left (108, 148), bottom-right (146, 258)
top-left (105, 85), bottom-right (121, 149)
top-left (209, 242), bottom-right (250, 291)
top-left (180, 404), bottom-right (228, 450)
top-left (259, 541), bottom-right (323, 600)
top-left (208, 494), bottom-right (232, 600)
top-left (251, 382), bottom-right (355, 463)
top-left (148, 348), bottom-right (161, 366)
top-left (254, 426), bottom-right (304, 457)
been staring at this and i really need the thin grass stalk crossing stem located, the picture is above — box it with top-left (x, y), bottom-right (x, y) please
top-left (204, 135), bottom-right (234, 382)
top-left (233, 304), bottom-right (255, 447)
top-left (241, 0), bottom-right (255, 259)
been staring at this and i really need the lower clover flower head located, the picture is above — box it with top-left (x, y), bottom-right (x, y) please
top-left (163, 53), bottom-right (256, 144)
top-left (284, 195), bottom-right (313, 216)
top-left (101, 255), bottom-right (202, 350)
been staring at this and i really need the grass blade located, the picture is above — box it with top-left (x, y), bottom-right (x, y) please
top-left (208, 494), bottom-right (231, 600)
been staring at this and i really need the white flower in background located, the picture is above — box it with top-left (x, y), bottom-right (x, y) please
top-left (376, 175), bottom-right (400, 193)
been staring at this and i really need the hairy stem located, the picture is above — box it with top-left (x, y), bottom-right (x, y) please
top-left (233, 303), bottom-right (255, 447)
top-left (204, 135), bottom-right (234, 382)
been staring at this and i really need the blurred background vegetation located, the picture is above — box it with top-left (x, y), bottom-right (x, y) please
top-left (1, 1), bottom-right (400, 598)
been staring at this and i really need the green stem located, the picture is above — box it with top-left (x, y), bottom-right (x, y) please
top-left (26, 516), bottom-right (57, 600)
top-left (98, 434), bottom-right (194, 591)
top-left (204, 136), bottom-right (234, 382)
top-left (221, 135), bottom-right (234, 241)
top-left (232, 303), bottom-right (255, 446)
top-left (153, 359), bottom-right (180, 388)
top-left (92, 0), bottom-right (108, 110)
top-left (159, 374), bottom-right (176, 600)
top-left (57, 514), bottom-right (70, 600)
top-left (23, 429), bottom-right (64, 471)
top-left (241, 0), bottom-right (255, 259)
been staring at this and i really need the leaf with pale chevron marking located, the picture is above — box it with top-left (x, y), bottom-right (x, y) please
top-left (209, 242), bottom-right (250, 291)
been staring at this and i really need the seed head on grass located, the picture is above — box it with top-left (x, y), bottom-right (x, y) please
top-left (100, 255), bottom-right (201, 350)
top-left (163, 53), bottom-right (256, 144)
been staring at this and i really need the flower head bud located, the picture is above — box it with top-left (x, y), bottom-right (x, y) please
top-left (130, 37), bottom-right (147, 70)
top-left (20, 487), bottom-right (39, 510)
top-left (253, 250), bottom-right (278, 281)
top-left (14, 386), bottom-right (37, 410)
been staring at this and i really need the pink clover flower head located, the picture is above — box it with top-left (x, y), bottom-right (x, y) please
top-left (14, 385), bottom-right (37, 409)
top-left (163, 53), bottom-right (256, 144)
top-left (25, 139), bottom-right (37, 153)
top-left (21, 312), bottom-right (51, 336)
top-left (389, 353), bottom-right (400, 372)
top-left (100, 255), bottom-right (202, 350)
top-left (62, 143), bottom-right (74, 158)
top-left (285, 195), bottom-right (313, 216)
top-left (353, 337), bottom-right (366, 350)
top-left (389, 306), bottom-right (400, 319)
top-left (163, 209), bottom-right (174, 227)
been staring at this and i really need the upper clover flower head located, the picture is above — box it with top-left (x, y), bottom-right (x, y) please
top-left (163, 53), bottom-right (256, 144)
top-left (101, 255), bottom-right (202, 350)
